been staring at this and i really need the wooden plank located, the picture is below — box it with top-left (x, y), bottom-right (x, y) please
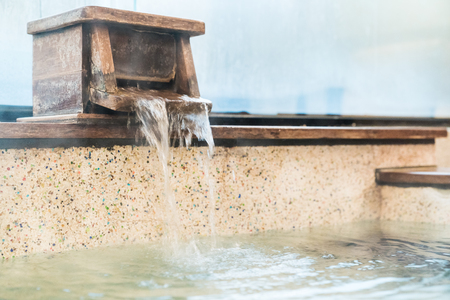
top-left (90, 23), bottom-right (116, 93)
top-left (17, 114), bottom-right (129, 125)
top-left (376, 166), bottom-right (450, 186)
top-left (210, 126), bottom-right (448, 140)
top-left (27, 6), bottom-right (205, 37)
top-left (89, 88), bottom-right (213, 113)
top-left (174, 35), bottom-right (200, 97)
top-left (0, 123), bottom-right (136, 139)
top-left (0, 124), bottom-right (446, 140)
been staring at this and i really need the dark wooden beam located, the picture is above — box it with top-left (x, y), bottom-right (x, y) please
top-left (0, 123), bottom-right (446, 140)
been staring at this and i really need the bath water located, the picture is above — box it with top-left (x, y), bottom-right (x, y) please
top-left (1, 220), bottom-right (450, 299)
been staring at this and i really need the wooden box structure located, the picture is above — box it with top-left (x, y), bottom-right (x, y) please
top-left (19, 6), bottom-right (209, 123)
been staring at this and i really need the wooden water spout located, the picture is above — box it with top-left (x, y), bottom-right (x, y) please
top-left (18, 6), bottom-right (210, 124)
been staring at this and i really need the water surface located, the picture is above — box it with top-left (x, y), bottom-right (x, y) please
top-left (1, 221), bottom-right (450, 299)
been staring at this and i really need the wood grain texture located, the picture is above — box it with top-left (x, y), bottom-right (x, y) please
top-left (0, 123), bottom-right (136, 139)
top-left (89, 88), bottom-right (212, 113)
top-left (90, 23), bottom-right (116, 93)
top-left (27, 6), bottom-right (205, 36)
top-left (32, 25), bottom-right (85, 116)
top-left (0, 124), bottom-right (446, 140)
top-left (33, 72), bottom-right (84, 116)
top-left (17, 114), bottom-right (130, 125)
top-left (211, 126), bottom-right (448, 140)
top-left (376, 166), bottom-right (450, 185)
top-left (33, 25), bottom-right (83, 80)
top-left (174, 35), bottom-right (200, 97)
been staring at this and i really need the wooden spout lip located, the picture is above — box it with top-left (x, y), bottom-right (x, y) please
top-left (90, 87), bottom-right (212, 114)
top-left (27, 6), bottom-right (205, 36)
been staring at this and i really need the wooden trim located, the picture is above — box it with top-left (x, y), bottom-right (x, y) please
top-left (0, 123), bottom-right (134, 139)
top-left (376, 166), bottom-right (450, 186)
top-left (0, 123), bottom-right (446, 140)
top-left (27, 6), bottom-right (205, 36)
top-left (211, 126), bottom-right (447, 140)
top-left (17, 113), bottom-right (129, 125)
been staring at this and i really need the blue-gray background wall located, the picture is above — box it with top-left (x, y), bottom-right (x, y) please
top-left (1, 0), bottom-right (450, 116)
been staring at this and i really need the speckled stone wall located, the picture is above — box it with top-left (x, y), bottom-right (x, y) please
top-left (381, 186), bottom-right (450, 223)
top-left (378, 132), bottom-right (450, 224)
top-left (435, 129), bottom-right (450, 167)
top-left (0, 143), bottom-right (434, 258)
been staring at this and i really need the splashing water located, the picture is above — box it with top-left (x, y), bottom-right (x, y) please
top-left (134, 95), bottom-right (215, 253)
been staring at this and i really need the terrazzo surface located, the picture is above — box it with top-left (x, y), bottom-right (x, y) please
top-left (381, 186), bottom-right (450, 224)
top-left (435, 128), bottom-right (450, 167)
top-left (0, 143), bottom-right (434, 258)
top-left (377, 131), bottom-right (450, 224)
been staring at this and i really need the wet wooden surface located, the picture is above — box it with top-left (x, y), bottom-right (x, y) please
top-left (89, 89), bottom-right (212, 113)
top-left (376, 166), bottom-right (450, 186)
top-left (27, 6), bottom-right (205, 36)
top-left (0, 124), bottom-right (446, 140)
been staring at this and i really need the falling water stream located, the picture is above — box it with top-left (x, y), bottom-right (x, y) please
top-left (133, 96), bottom-right (215, 253)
